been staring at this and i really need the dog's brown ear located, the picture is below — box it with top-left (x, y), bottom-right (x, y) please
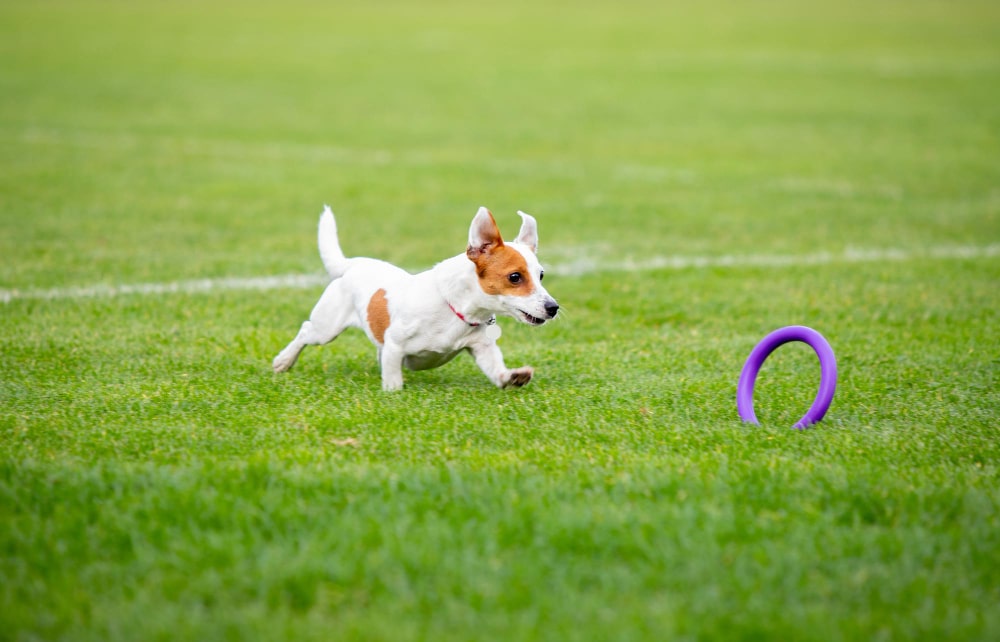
top-left (467, 206), bottom-right (504, 260)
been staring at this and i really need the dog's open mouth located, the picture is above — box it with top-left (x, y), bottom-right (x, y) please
top-left (519, 310), bottom-right (547, 326)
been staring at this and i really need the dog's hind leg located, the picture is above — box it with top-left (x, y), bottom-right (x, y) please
top-left (272, 280), bottom-right (355, 373)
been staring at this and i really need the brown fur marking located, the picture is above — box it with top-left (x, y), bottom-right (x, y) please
top-left (467, 209), bottom-right (503, 260)
top-left (466, 210), bottom-right (535, 296)
top-left (367, 288), bottom-right (390, 344)
top-left (472, 244), bottom-right (535, 296)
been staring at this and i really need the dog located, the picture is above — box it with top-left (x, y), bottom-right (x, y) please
top-left (273, 205), bottom-right (559, 390)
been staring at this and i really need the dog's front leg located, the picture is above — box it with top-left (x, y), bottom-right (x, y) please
top-left (379, 341), bottom-right (405, 391)
top-left (470, 342), bottom-right (534, 388)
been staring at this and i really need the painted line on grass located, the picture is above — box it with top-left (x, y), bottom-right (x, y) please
top-left (0, 274), bottom-right (329, 304)
top-left (2, 244), bottom-right (998, 304)
top-left (546, 243), bottom-right (1000, 276)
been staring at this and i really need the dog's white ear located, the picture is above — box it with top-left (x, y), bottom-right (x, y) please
top-left (467, 206), bottom-right (503, 259)
top-left (514, 210), bottom-right (538, 253)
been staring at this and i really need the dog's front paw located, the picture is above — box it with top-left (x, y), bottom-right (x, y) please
top-left (501, 366), bottom-right (534, 388)
top-left (272, 353), bottom-right (295, 373)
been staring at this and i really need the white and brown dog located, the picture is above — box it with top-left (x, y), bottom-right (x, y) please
top-left (273, 206), bottom-right (559, 390)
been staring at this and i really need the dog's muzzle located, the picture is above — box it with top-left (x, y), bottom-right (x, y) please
top-left (518, 298), bottom-right (559, 326)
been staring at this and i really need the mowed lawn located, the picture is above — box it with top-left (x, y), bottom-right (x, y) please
top-left (2, 1), bottom-right (999, 640)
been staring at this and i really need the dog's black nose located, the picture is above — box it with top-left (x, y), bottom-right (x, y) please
top-left (545, 300), bottom-right (560, 318)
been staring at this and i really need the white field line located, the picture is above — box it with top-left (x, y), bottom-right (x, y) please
top-left (0, 274), bottom-right (329, 304)
top-left (2, 244), bottom-right (998, 304)
top-left (546, 243), bottom-right (1000, 276)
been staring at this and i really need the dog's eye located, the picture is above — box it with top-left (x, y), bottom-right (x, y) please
top-left (508, 272), bottom-right (522, 284)
top-left (539, 271), bottom-right (545, 281)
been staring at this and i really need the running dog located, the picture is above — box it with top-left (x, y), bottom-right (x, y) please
top-left (272, 206), bottom-right (559, 390)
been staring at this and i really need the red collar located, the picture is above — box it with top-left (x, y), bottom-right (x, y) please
top-left (447, 302), bottom-right (481, 326)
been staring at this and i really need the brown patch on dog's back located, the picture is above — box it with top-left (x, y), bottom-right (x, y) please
top-left (367, 288), bottom-right (390, 344)
top-left (471, 245), bottom-right (535, 296)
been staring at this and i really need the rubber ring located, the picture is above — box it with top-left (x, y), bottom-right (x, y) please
top-left (736, 325), bottom-right (837, 429)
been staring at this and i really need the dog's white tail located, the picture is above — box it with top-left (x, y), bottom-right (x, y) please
top-left (318, 205), bottom-right (349, 279)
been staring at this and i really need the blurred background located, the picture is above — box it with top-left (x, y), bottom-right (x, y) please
top-left (1, 0), bottom-right (998, 288)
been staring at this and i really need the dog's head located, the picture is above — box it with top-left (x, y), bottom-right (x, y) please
top-left (466, 207), bottom-right (559, 325)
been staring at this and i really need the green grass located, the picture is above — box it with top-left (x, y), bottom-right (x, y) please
top-left (2, 1), bottom-right (999, 640)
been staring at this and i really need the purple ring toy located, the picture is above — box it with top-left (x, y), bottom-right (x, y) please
top-left (737, 325), bottom-right (837, 429)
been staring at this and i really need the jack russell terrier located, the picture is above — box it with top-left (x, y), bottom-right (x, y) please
top-left (273, 206), bottom-right (559, 390)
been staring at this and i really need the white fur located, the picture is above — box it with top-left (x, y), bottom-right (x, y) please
top-left (273, 205), bottom-right (559, 391)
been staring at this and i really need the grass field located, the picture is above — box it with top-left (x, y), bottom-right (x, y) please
top-left (2, 0), bottom-right (999, 640)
